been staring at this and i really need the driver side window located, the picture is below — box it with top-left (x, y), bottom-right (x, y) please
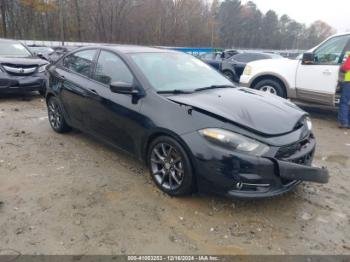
top-left (94, 50), bottom-right (134, 86)
top-left (314, 35), bottom-right (350, 65)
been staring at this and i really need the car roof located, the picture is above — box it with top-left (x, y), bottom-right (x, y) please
top-left (234, 52), bottom-right (279, 57)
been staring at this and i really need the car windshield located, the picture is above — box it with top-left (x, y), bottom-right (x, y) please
top-left (131, 52), bottom-right (233, 92)
top-left (0, 42), bottom-right (32, 57)
top-left (29, 47), bottom-right (54, 54)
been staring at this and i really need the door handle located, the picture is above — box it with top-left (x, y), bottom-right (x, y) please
top-left (89, 89), bottom-right (98, 95)
top-left (322, 70), bottom-right (332, 76)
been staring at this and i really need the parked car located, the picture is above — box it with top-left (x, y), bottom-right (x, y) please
top-left (48, 46), bottom-right (79, 63)
top-left (240, 33), bottom-right (350, 106)
top-left (221, 52), bottom-right (283, 82)
top-left (45, 46), bottom-right (328, 199)
top-left (199, 52), bottom-right (222, 70)
top-left (200, 49), bottom-right (239, 70)
top-left (0, 39), bottom-right (49, 95)
top-left (28, 45), bottom-right (54, 60)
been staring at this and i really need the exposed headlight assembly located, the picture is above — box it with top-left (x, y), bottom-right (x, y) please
top-left (38, 64), bottom-right (48, 73)
top-left (243, 65), bottom-right (252, 76)
top-left (199, 128), bottom-right (270, 156)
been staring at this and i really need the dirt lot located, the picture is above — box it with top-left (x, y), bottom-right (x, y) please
top-left (0, 93), bottom-right (349, 255)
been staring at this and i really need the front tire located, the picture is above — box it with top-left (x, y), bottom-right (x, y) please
top-left (223, 70), bottom-right (236, 82)
top-left (253, 79), bottom-right (286, 98)
top-left (47, 96), bottom-right (71, 133)
top-left (147, 136), bottom-right (194, 196)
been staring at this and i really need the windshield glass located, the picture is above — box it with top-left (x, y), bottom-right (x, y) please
top-left (29, 47), bottom-right (54, 54)
top-left (131, 52), bottom-right (233, 92)
top-left (0, 42), bottom-right (32, 57)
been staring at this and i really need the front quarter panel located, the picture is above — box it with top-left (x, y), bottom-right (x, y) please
top-left (240, 59), bottom-right (300, 93)
top-left (138, 90), bottom-right (226, 159)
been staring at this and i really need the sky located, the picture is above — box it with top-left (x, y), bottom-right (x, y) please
top-left (242, 0), bottom-right (350, 33)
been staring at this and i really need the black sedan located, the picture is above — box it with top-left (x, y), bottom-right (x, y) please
top-left (199, 52), bottom-right (222, 70)
top-left (221, 52), bottom-right (283, 82)
top-left (45, 46), bottom-right (328, 199)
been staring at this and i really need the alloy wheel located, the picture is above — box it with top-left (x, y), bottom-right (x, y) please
top-left (150, 143), bottom-right (184, 191)
top-left (48, 99), bottom-right (62, 130)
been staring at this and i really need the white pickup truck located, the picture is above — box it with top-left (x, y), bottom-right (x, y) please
top-left (240, 33), bottom-right (350, 107)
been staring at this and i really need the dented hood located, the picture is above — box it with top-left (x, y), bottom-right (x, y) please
top-left (168, 88), bottom-right (307, 136)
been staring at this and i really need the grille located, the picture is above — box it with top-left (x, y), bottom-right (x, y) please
top-left (275, 134), bottom-right (315, 166)
top-left (2, 64), bottom-right (37, 76)
top-left (276, 135), bottom-right (315, 185)
top-left (275, 135), bottom-right (313, 159)
top-left (290, 151), bottom-right (314, 165)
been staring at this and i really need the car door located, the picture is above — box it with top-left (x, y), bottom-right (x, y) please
top-left (85, 50), bottom-right (143, 154)
top-left (55, 49), bottom-right (98, 128)
top-left (295, 35), bottom-right (350, 106)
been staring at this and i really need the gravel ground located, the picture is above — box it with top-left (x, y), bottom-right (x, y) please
top-left (0, 93), bottom-right (349, 255)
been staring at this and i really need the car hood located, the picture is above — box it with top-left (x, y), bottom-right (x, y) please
top-left (168, 88), bottom-right (307, 136)
top-left (0, 57), bottom-right (48, 66)
top-left (247, 57), bottom-right (298, 68)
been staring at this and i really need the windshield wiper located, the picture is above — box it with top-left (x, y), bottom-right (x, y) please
top-left (194, 85), bottom-right (235, 92)
top-left (157, 89), bottom-right (193, 94)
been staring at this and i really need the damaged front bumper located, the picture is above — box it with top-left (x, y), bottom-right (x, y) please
top-left (0, 73), bottom-right (47, 93)
top-left (224, 158), bottom-right (329, 199)
top-left (278, 160), bottom-right (329, 184)
top-left (182, 131), bottom-right (329, 199)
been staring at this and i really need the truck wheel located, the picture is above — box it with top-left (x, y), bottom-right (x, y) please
top-left (253, 79), bottom-right (287, 98)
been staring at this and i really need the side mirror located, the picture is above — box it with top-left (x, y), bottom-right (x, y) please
top-left (110, 82), bottom-right (139, 95)
top-left (302, 52), bottom-right (315, 65)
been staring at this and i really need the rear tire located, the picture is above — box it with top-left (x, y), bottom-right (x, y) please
top-left (47, 96), bottom-right (71, 133)
top-left (253, 79), bottom-right (287, 98)
top-left (147, 136), bottom-right (194, 196)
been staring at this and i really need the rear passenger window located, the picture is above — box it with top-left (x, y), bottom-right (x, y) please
top-left (63, 49), bottom-right (96, 77)
top-left (233, 53), bottom-right (267, 63)
top-left (94, 51), bottom-right (134, 85)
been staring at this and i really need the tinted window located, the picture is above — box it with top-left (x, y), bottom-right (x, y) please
top-left (63, 49), bottom-right (96, 77)
top-left (94, 51), bottom-right (134, 85)
top-left (314, 35), bottom-right (350, 65)
top-left (232, 53), bottom-right (269, 63)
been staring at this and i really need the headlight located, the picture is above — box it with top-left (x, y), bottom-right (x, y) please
top-left (38, 64), bottom-right (48, 73)
top-left (243, 65), bottom-right (252, 76)
top-left (199, 128), bottom-right (270, 156)
top-left (305, 117), bottom-right (312, 131)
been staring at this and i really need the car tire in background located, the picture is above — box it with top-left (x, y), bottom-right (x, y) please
top-left (47, 96), bottom-right (72, 133)
top-left (147, 136), bottom-right (194, 196)
top-left (253, 78), bottom-right (287, 98)
top-left (223, 70), bottom-right (236, 82)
